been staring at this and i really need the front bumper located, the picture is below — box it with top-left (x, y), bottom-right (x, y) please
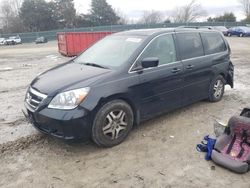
top-left (23, 103), bottom-right (93, 141)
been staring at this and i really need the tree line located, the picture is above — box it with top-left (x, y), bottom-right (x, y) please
top-left (0, 0), bottom-right (250, 34)
top-left (0, 0), bottom-right (121, 33)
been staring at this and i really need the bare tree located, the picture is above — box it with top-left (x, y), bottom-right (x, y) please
top-left (0, 0), bottom-right (24, 33)
top-left (115, 9), bottom-right (129, 25)
top-left (172, 0), bottom-right (207, 23)
top-left (138, 10), bottom-right (163, 24)
top-left (12, 0), bottom-right (23, 15)
top-left (1, 0), bottom-right (15, 29)
top-left (238, 0), bottom-right (250, 16)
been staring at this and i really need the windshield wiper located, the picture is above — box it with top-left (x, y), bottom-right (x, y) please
top-left (83, 62), bottom-right (109, 69)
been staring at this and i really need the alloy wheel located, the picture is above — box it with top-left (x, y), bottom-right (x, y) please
top-left (213, 80), bottom-right (224, 99)
top-left (102, 110), bottom-right (128, 140)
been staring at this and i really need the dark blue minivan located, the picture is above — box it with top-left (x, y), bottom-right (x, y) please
top-left (24, 28), bottom-right (234, 147)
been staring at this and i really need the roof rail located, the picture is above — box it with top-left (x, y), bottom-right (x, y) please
top-left (177, 26), bottom-right (213, 30)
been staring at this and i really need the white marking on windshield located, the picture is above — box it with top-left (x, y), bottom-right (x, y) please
top-left (126, 38), bottom-right (142, 43)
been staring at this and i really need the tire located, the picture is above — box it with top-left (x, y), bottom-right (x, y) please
top-left (208, 75), bottom-right (226, 102)
top-left (227, 33), bottom-right (231, 37)
top-left (239, 33), bottom-right (243, 37)
top-left (92, 99), bottom-right (134, 147)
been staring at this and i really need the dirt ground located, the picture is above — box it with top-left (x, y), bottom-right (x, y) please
top-left (0, 38), bottom-right (250, 188)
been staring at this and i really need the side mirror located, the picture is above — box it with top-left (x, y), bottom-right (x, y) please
top-left (141, 57), bottom-right (159, 68)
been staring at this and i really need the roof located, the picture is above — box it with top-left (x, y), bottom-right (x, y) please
top-left (115, 28), bottom-right (175, 36)
top-left (114, 27), bottom-right (217, 37)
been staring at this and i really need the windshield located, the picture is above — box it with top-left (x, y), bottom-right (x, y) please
top-left (241, 27), bottom-right (250, 32)
top-left (74, 35), bottom-right (145, 69)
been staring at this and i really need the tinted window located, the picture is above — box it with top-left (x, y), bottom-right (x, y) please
top-left (140, 34), bottom-right (177, 65)
top-left (176, 33), bottom-right (204, 60)
top-left (201, 32), bottom-right (226, 55)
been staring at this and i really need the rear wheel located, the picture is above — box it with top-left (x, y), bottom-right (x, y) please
top-left (92, 100), bottom-right (134, 147)
top-left (227, 33), bottom-right (231, 37)
top-left (208, 75), bottom-right (225, 102)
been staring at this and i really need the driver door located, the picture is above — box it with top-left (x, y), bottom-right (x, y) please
top-left (132, 34), bottom-right (184, 119)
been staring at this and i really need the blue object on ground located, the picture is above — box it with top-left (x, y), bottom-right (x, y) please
top-left (196, 135), bottom-right (216, 160)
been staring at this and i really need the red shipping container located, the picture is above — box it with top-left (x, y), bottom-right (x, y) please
top-left (57, 32), bottom-right (113, 57)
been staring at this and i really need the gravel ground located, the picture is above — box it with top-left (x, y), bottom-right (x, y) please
top-left (0, 38), bottom-right (250, 188)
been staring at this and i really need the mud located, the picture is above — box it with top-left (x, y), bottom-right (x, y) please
top-left (0, 38), bottom-right (250, 187)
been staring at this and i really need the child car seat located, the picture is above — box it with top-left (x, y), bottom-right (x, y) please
top-left (212, 115), bottom-right (250, 173)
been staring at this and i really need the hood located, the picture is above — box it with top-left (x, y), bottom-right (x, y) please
top-left (31, 62), bottom-right (111, 94)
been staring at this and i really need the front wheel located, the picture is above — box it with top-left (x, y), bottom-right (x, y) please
top-left (92, 100), bottom-right (134, 147)
top-left (208, 75), bottom-right (225, 102)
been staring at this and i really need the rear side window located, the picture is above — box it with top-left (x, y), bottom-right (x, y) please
top-left (201, 32), bottom-right (227, 55)
top-left (176, 33), bottom-right (204, 60)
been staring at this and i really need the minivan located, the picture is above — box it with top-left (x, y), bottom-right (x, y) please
top-left (23, 28), bottom-right (234, 147)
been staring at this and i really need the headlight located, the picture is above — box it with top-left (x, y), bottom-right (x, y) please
top-left (48, 87), bottom-right (90, 110)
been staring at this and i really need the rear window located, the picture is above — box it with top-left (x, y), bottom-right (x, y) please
top-left (176, 33), bottom-right (204, 60)
top-left (201, 32), bottom-right (227, 55)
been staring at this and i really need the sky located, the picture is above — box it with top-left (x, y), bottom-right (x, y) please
top-left (74, 0), bottom-right (245, 21)
top-left (0, 0), bottom-right (245, 21)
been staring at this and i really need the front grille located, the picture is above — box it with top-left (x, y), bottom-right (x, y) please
top-left (25, 87), bottom-right (47, 110)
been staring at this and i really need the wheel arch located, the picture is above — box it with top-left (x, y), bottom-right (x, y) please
top-left (93, 93), bottom-right (140, 126)
top-left (219, 72), bottom-right (226, 80)
top-left (216, 61), bottom-right (234, 88)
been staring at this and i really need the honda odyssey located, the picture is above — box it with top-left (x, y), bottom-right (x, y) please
top-left (23, 28), bottom-right (234, 147)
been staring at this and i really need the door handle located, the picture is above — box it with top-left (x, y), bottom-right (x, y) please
top-left (186, 65), bottom-right (194, 70)
top-left (171, 68), bottom-right (181, 73)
